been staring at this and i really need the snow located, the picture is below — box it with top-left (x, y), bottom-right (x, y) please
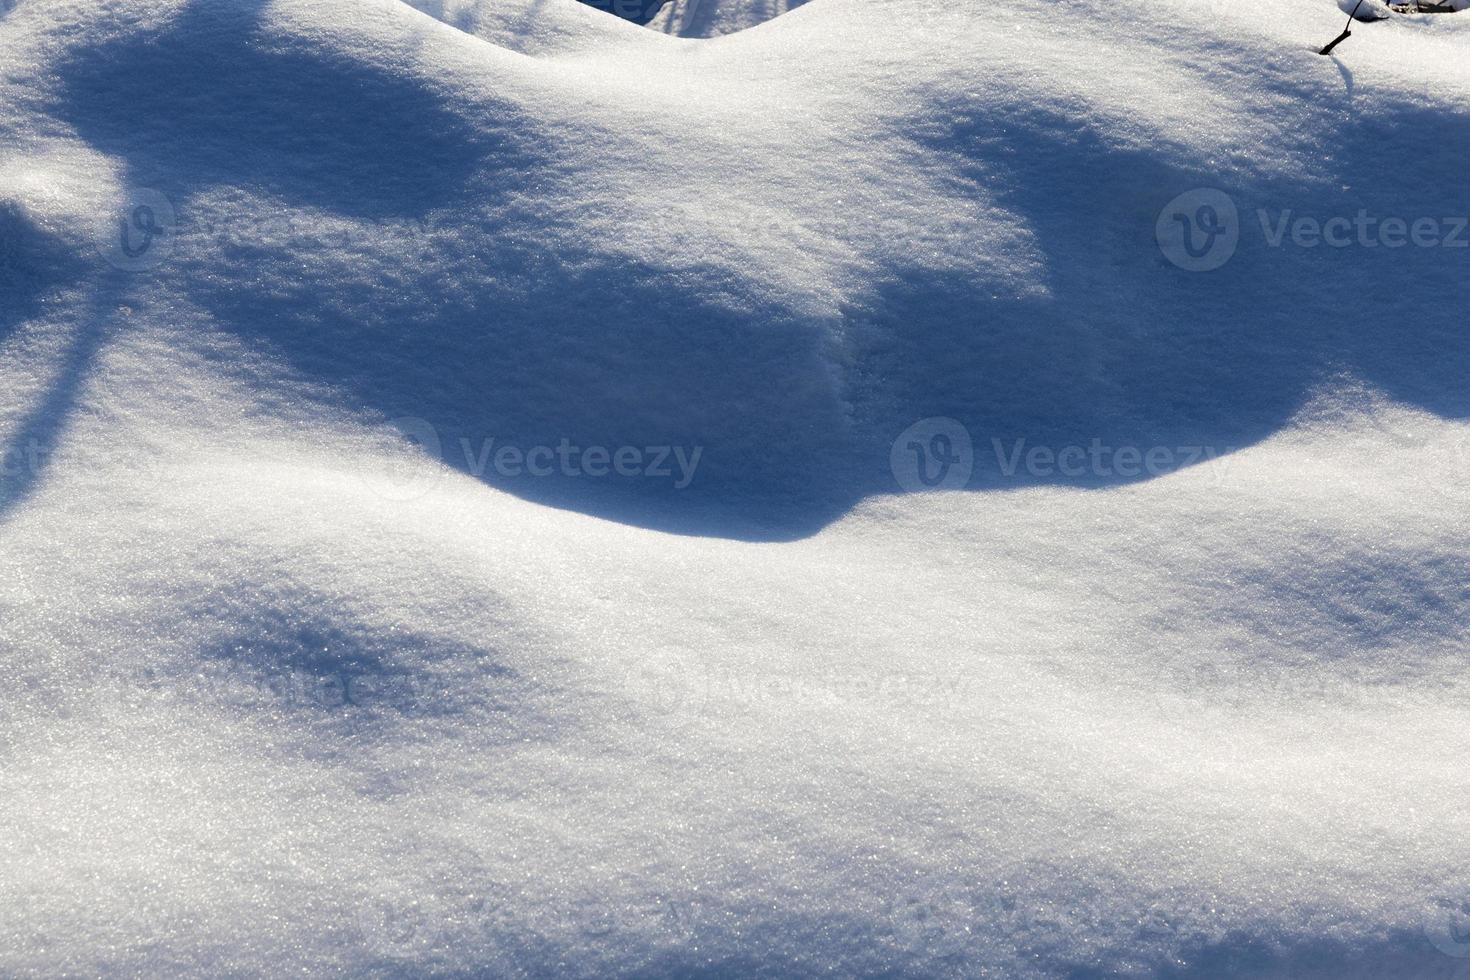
top-left (2, 0), bottom-right (1469, 975)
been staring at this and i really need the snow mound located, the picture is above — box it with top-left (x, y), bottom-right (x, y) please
top-left (2, 0), bottom-right (1469, 976)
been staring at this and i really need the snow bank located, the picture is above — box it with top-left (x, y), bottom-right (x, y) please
top-left (2, 0), bottom-right (1469, 976)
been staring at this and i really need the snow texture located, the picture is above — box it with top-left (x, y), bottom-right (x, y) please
top-left (1, 0), bottom-right (1469, 976)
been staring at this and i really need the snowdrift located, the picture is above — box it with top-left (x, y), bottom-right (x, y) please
top-left (2, 0), bottom-right (1469, 976)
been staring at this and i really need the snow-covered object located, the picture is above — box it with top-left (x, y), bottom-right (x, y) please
top-left (1, 0), bottom-right (1470, 976)
top-left (1349, 0), bottom-right (1470, 14)
top-left (1339, 0), bottom-right (1394, 19)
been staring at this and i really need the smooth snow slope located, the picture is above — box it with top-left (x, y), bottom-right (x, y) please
top-left (2, 0), bottom-right (1470, 976)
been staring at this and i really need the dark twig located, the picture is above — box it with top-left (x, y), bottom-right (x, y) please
top-left (1320, 0), bottom-right (1370, 55)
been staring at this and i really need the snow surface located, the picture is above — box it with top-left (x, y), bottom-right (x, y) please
top-left (2, 0), bottom-right (1469, 976)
